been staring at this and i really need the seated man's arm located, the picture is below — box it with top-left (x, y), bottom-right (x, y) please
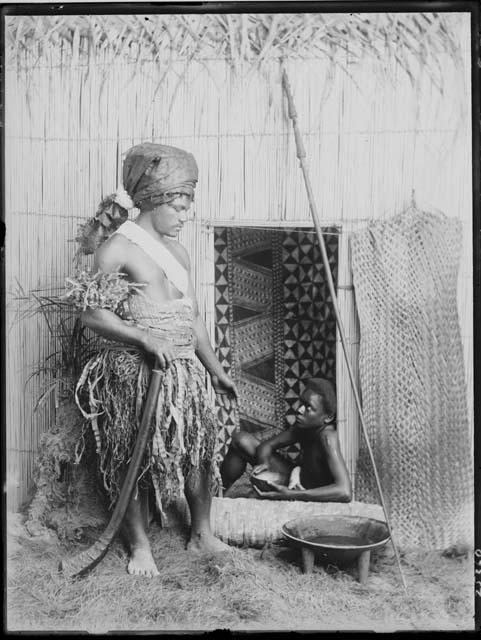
top-left (258, 430), bottom-right (352, 502)
top-left (286, 430), bottom-right (352, 502)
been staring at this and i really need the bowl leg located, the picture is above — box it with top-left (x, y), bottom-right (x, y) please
top-left (301, 547), bottom-right (315, 574)
top-left (357, 550), bottom-right (371, 584)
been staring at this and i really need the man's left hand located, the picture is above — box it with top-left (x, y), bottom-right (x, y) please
top-left (211, 373), bottom-right (238, 400)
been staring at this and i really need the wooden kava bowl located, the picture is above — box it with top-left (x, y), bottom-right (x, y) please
top-left (281, 515), bottom-right (390, 583)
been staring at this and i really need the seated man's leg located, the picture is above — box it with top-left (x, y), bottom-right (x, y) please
top-left (121, 486), bottom-right (160, 577)
top-left (220, 431), bottom-right (260, 490)
top-left (220, 431), bottom-right (293, 489)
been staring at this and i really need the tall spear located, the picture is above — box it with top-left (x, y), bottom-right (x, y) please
top-left (281, 66), bottom-right (407, 592)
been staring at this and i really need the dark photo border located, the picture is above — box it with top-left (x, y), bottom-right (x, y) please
top-left (1, 1), bottom-right (479, 633)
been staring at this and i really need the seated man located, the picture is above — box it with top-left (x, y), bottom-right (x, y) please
top-left (220, 378), bottom-right (352, 502)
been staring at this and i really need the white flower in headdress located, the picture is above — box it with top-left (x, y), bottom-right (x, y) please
top-left (114, 186), bottom-right (134, 210)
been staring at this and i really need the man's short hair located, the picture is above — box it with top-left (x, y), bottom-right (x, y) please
top-left (305, 378), bottom-right (337, 415)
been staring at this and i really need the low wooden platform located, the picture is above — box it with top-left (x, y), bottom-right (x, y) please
top-left (176, 496), bottom-right (385, 548)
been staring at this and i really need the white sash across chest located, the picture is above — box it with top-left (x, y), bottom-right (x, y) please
top-left (114, 220), bottom-right (189, 295)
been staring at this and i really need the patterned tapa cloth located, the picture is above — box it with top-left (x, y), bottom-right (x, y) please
top-left (75, 294), bottom-right (219, 516)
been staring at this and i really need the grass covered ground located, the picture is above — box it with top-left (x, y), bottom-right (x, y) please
top-left (6, 512), bottom-right (474, 633)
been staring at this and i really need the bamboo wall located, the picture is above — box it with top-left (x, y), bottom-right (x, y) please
top-left (5, 13), bottom-right (472, 511)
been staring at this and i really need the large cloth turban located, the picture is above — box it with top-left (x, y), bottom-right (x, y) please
top-left (75, 142), bottom-right (198, 255)
top-left (122, 142), bottom-right (198, 207)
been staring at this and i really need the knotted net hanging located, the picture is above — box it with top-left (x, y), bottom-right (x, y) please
top-left (350, 207), bottom-right (473, 549)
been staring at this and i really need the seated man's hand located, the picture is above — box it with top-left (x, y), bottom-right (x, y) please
top-left (288, 466), bottom-right (305, 490)
top-left (251, 463), bottom-right (269, 476)
top-left (253, 483), bottom-right (291, 499)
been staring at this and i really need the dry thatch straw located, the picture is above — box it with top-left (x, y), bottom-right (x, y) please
top-left (6, 12), bottom-right (462, 93)
top-left (7, 516), bottom-right (473, 632)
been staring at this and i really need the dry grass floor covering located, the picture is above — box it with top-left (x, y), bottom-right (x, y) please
top-left (7, 514), bottom-right (473, 633)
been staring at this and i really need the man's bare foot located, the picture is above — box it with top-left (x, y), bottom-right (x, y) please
top-left (187, 532), bottom-right (231, 554)
top-left (127, 546), bottom-right (160, 577)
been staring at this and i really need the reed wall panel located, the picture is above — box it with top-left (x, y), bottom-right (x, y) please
top-left (5, 13), bottom-right (473, 510)
top-left (336, 232), bottom-right (361, 496)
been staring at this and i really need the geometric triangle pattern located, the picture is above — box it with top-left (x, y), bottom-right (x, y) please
top-left (213, 228), bottom-right (237, 459)
top-left (230, 229), bottom-right (280, 440)
top-left (282, 228), bottom-right (338, 460)
top-left (213, 226), bottom-right (339, 464)
top-left (214, 228), bottom-right (283, 455)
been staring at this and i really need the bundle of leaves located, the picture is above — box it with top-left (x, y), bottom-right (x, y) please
top-left (16, 288), bottom-right (111, 542)
top-left (63, 270), bottom-right (144, 313)
top-left (75, 218), bottom-right (110, 256)
top-left (24, 397), bottom-right (108, 542)
top-left (75, 195), bottom-right (130, 257)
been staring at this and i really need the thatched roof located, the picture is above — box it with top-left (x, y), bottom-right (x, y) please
top-left (7, 12), bottom-right (462, 89)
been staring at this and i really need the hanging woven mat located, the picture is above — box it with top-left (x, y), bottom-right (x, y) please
top-left (350, 207), bottom-right (473, 549)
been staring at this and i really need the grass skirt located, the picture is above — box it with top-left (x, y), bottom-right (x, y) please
top-left (75, 345), bottom-right (219, 515)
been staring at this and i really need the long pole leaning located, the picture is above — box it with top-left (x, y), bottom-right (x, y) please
top-left (59, 359), bottom-right (163, 579)
top-left (281, 68), bottom-right (407, 592)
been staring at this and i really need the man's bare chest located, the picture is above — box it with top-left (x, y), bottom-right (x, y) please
top-left (122, 244), bottom-right (181, 300)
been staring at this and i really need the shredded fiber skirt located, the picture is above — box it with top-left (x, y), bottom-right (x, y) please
top-left (75, 295), bottom-right (219, 514)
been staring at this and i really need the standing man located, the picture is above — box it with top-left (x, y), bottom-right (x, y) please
top-left (74, 143), bottom-right (237, 577)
